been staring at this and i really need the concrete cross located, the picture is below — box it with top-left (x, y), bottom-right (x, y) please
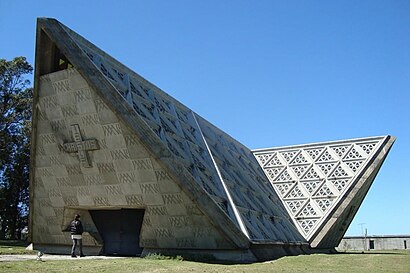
top-left (63, 124), bottom-right (99, 167)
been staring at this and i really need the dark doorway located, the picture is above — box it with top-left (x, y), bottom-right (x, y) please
top-left (404, 240), bottom-right (407, 250)
top-left (369, 240), bottom-right (375, 250)
top-left (90, 209), bottom-right (145, 256)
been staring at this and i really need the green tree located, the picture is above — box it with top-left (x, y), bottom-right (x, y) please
top-left (0, 57), bottom-right (32, 239)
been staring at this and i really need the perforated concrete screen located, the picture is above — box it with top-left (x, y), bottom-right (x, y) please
top-left (252, 136), bottom-right (393, 247)
top-left (30, 18), bottom-right (395, 261)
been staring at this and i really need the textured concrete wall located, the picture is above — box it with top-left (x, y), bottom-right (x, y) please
top-left (62, 23), bottom-right (305, 245)
top-left (337, 236), bottom-right (410, 251)
top-left (31, 68), bottom-right (234, 250)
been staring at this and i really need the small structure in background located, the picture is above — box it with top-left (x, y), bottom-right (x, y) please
top-left (337, 235), bottom-right (410, 251)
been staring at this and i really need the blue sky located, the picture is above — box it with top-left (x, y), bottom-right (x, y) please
top-left (1, 1), bottom-right (409, 236)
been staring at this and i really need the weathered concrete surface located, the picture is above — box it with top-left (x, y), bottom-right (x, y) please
top-left (31, 68), bottom-right (236, 251)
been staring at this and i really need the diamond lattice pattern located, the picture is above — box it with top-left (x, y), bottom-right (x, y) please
top-left (252, 137), bottom-right (384, 239)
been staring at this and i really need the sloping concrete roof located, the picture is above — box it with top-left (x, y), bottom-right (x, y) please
top-left (31, 18), bottom-right (306, 247)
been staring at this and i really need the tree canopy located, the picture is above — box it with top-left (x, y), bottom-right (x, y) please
top-left (0, 56), bottom-right (32, 239)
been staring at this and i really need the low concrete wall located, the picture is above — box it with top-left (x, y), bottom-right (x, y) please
top-left (337, 235), bottom-right (410, 251)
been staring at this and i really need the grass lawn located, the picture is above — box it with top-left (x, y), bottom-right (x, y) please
top-left (0, 241), bottom-right (409, 273)
top-left (0, 240), bottom-right (36, 255)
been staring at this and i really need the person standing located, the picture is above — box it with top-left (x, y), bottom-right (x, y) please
top-left (70, 214), bottom-right (85, 257)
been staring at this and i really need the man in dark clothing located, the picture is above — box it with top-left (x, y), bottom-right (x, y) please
top-left (70, 214), bottom-right (84, 257)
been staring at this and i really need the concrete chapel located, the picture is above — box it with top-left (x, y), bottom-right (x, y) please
top-left (29, 18), bottom-right (395, 262)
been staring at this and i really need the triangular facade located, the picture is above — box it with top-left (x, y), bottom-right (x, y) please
top-left (30, 18), bottom-right (395, 261)
top-left (252, 136), bottom-right (395, 247)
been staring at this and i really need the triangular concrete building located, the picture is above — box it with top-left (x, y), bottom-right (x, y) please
top-left (29, 18), bottom-right (395, 261)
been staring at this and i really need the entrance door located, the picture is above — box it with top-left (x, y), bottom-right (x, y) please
top-left (90, 209), bottom-right (145, 256)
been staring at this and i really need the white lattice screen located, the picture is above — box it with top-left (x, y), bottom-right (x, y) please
top-left (252, 136), bottom-right (386, 240)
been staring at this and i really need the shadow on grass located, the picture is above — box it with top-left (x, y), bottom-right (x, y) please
top-left (0, 240), bottom-right (30, 247)
top-left (336, 251), bottom-right (409, 255)
top-left (143, 252), bottom-right (250, 265)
